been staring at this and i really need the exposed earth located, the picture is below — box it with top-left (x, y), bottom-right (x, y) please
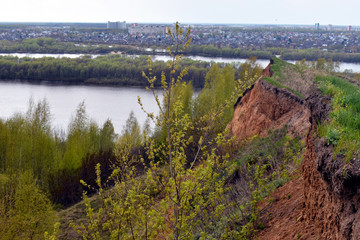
top-left (228, 61), bottom-right (360, 239)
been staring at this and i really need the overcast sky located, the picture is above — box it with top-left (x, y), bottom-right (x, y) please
top-left (1, 0), bottom-right (359, 26)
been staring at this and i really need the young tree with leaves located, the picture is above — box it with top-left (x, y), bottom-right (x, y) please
top-left (75, 22), bottom-right (255, 239)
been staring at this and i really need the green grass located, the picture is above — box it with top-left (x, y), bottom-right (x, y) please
top-left (270, 57), bottom-right (293, 80)
top-left (234, 127), bottom-right (305, 176)
top-left (315, 75), bottom-right (360, 162)
top-left (270, 57), bottom-right (304, 82)
top-left (263, 58), bottom-right (360, 163)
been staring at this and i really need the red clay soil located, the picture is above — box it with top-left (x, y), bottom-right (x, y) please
top-left (257, 176), bottom-right (321, 240)
top-left (261, 59), bottom-right (274, 78)
top-left (256, 92), bottom-right (347, 240)
top-left (226, 77), bottom-right (319, 239)
top-left (256, 99), bottom-right (331, 240)
top-left (227, 79), bottom-right (311, 141)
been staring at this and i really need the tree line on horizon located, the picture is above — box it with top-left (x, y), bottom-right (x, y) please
top-left (0, 54), bottom-right (211, 88)
top-left (0, 54), bottom-right (266, 88)
top-left (3, 37), bottom-right (360, 63)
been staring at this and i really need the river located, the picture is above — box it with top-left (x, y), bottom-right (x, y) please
top-left (0, 53), bottom-right (360, 135)
top-left (0, 81), bottom-right (159, 134)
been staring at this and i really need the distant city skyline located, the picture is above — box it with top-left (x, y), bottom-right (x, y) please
top-left (1, 0), bottom-right (359, 26)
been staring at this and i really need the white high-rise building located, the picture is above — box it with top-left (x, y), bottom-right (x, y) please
top-left (107, 21), bottom-right (127, 29)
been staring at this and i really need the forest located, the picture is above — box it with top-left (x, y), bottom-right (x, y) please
top-left (0, 38), bottom-right (121, 54)
top-left (0, 54), bottom-right (211, 88)
top-left (0, 54), bottom-right (265, 88)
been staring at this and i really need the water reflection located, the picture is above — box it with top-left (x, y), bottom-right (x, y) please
top-left (0, 82), bottom-right (160, 134)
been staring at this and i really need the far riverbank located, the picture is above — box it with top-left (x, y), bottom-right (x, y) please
top-left (1, 53), bottom-right (360, 73)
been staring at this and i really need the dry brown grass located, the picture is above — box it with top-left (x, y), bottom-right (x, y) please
top-left (275, 65), bottom-right (318, 97)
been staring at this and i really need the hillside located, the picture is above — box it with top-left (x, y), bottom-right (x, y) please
top-left (228, 58), bottom-right (360, 239)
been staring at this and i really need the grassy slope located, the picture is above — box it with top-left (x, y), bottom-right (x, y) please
top-left (315, 74), bottom-right (360, 162)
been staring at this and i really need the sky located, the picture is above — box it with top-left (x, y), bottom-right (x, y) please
top-left (0, 0), bottom-right (359, 26)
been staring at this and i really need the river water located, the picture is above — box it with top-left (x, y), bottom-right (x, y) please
top-left (0, 53), bottom-right (360, 134)
top-left (0, 82), bottom-right (159, 134)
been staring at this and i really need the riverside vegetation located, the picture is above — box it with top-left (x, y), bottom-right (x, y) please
top-left (0, 53), bottom-right (263, 88)
top-left (0, 54), bottom-right (210, 88)
top-left (3, 34), bottom-right (360, 62)
top-left (1, 23), bottom-right (357, 239)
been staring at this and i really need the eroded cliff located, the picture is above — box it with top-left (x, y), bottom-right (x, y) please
top-left (227, 79), bottom-right (310, 141)
top-left (229, 60), bottom-right (360, 239)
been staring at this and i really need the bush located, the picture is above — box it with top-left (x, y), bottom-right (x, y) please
top-left (0, 171), bottom-right (57, 239)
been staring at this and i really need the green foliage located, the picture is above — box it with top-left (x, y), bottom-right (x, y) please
top-left (326, 127), bottom-right (341, 145)
top-left (188, 57), bottom-right (258, 150)
top-left (0, 98), bottom-right (116, 207)
top-left (222, 128), bottom-right (305, 238)
top-left (315, 75), bottom-right (360, 162)
top-left (44, 222), bottom-right (61, 240)
top-left (237, 56), bottom-right (263, 82)
top-left (0, 98), bottom-right (56, 184)
top-left (113, 111), bottom-right (144, 182)
top-left (116, 111), bottom-right (142, 150)
top-left (280, 48), bottom-right (360, 63)
top-left (0, 37), bottom-right (130, 54)
top-left (63, 101), bottom-right (93, 170)
top-left (295, 57), bottom-right (340, 73)
top-left (194, 64), bottom-right (237, 131)
top-left (62, 101), bottom-right (116, 170)
top-left (153, 80), bottom-right (195, 143)
top-left (139, 23), bottom-right (231, 239)
top-left (0, 54), bottom-right (212, 88)
top-left (183, 44), bottom-right (274, 59)
top-left (99, 119), bottom-right (116, 152)
top-left (0, 171), bottom-right (57, 240)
